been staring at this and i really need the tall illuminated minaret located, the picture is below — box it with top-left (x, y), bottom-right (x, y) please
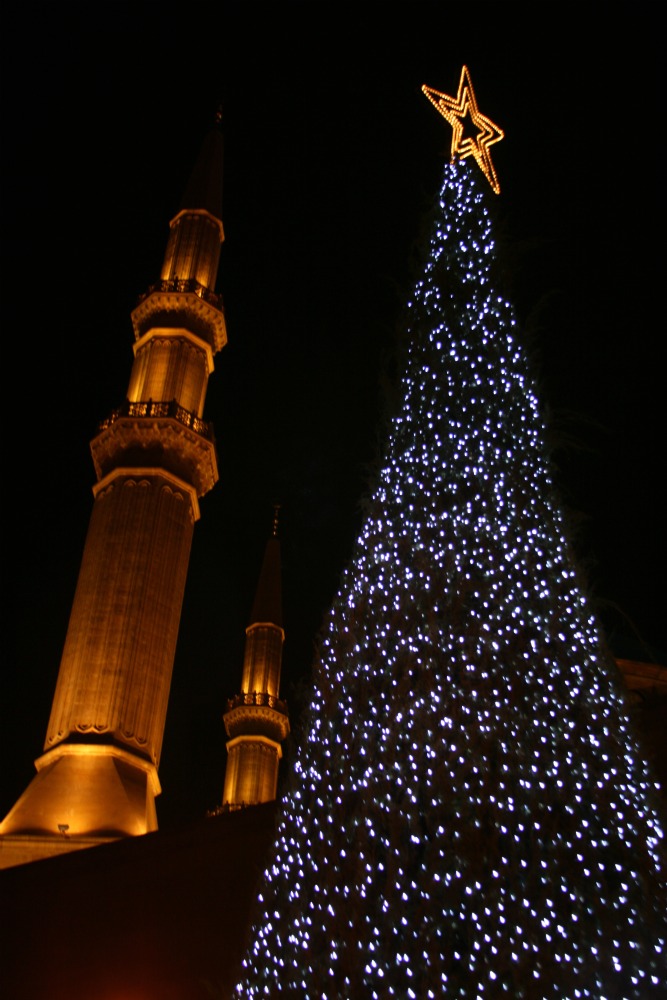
top-left (0, 120), bottom-right (227, 867)
top-left (222, 509), bottom-right (290, 808)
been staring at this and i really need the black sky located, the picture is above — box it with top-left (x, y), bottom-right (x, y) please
top-left (1, 4), bottom-right (664, 825)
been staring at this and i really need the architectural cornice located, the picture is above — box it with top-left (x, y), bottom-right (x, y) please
top-left (131, 286), bottom-right (227, 353)
top-left (224, 702), bottom-right (291, 743)
top-left (91, 415), bottom-right (219, 498)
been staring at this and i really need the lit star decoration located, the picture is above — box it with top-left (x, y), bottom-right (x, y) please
top-left (423, 65), bottom-right (504, 193)
top-left (234, 157), bottom-right (666, 997)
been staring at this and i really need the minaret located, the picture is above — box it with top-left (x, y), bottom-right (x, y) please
top-left (0, 119), bottom-right (227, 867)
top-left (222, 509), bottom-right (290, 808)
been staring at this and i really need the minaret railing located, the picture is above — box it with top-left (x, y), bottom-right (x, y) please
top-left (98, 399), bottom-right (215, 440)
top-left (226, 691), bottom-right (289, 716)
top-left (137, 276), bottom-right (223, 309)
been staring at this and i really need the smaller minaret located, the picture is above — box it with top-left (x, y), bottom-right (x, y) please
top-left (222, 509), bottom-right (290, 808)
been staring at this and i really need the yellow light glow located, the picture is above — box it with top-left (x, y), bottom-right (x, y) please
top-left (422, 65), bottom-right (504, 194)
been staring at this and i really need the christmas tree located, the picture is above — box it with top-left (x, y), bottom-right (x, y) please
top-left (235, 70), bottom-right (666, 998)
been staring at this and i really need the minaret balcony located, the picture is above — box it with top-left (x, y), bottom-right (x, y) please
top-left (91, 399), bottom-right (219, 497)
top-left (132, 278), bottom-right (227, 353)
top-left (223, 692), bottom-right (290, 742)
top-left (100, 399), bottom-right (214, 438)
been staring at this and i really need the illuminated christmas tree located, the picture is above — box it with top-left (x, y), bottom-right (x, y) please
top-left (235, 69), bottom-right (666, 998)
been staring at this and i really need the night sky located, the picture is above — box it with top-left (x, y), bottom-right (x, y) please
top-left (1, 5), bottom-right (663, 826)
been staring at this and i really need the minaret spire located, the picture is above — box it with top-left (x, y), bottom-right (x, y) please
top-left (0, 125), bottom-right (227, 868)
top-left (221, 514), bottom-right (290, 809)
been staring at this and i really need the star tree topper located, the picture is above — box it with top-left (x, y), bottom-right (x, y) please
top-left (423, 65), bottom-right (504, 194)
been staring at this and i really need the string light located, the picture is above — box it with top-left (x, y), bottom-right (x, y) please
top-left (235, 159), bottom-right (666, 998)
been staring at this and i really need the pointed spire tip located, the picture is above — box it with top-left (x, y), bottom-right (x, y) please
top-left (272, 504), bottom-right (281, 538)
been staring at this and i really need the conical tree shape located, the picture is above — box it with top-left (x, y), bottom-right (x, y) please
top-left (235, 162), bottom-right (666, 998)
